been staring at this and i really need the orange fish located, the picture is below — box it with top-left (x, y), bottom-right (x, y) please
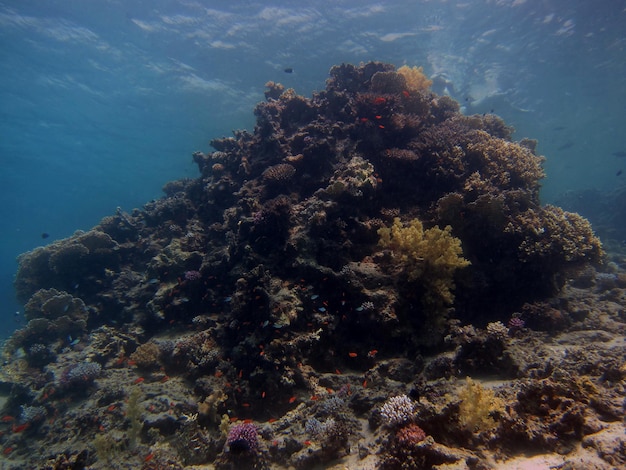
top-left (288, 396), bottom-right (297, 404)
top-left (144, 453), bottom-right (154, 462)
top-left (402, 90), bottom-right (410, 98)
top-left (373, 97), bottom-right (386, 105)
top-left (12, 423), bottom-right (29, 433)
top-left (133, 377), bottom-right (145, 384)
top-left (367, 349), bottom-right (378, 358)
top-left (348, 352), bottom-right (358, 358)
top-left (0, 416), bottom-right (14, 422)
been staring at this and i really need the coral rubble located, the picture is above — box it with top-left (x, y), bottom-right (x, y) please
top-left (1, 62), bottom-right (623, 469)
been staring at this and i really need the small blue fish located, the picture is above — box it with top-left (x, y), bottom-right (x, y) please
top-left (310, 294), bottom-right (319, 300)
top-left (318, 307), bottom-right (326, 313)
top-left (224, 296), bottom-right (232, 303)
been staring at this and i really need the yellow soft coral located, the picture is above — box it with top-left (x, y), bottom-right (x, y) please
top-left (397, 65), bottom-right (433, 91)
top-left (457, 377), bottom-right (505, 432)
top-left (378, 217), bottom-right (470, 307)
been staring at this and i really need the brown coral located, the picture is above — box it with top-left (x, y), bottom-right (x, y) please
top-left (505, 205), bottom-right (604, 264)
top-left (262, 163), bottom-right (296, 184)
top-left (465, 130), bottom-right (545, 195)
top-left (129, 342), bottom-right (161, 370)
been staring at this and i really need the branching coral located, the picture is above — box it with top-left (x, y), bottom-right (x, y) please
top-left (505, 205), bottom-right (604, 264)
top-left (378, 217), bottom-right (470, 307)
top-left (465, 130), bottom-right (545, 195)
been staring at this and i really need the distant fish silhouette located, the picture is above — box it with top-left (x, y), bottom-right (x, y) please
top-left (284, 68), bottom-right (294, 74)
top-left (552, 126), bottom-right (566, 131)
top-left (612, 151), bottom-right (626, 158)
top-left (617, 169), bottom-right (623, 176)
top-left (41, 232), bottom-right (50, 239)
top-left (557, 142), bottom-right (574, 151)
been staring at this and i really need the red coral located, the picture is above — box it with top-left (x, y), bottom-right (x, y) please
top-left (395, 423), bottom-right (427, 448)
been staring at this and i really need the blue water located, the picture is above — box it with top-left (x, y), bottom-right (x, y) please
top-left (1, 0), bottom-right (625, 339)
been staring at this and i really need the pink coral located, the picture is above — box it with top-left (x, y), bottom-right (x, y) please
top-left (227, 423), bottom-right (259, 454)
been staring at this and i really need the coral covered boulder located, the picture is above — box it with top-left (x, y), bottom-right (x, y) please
top-left (1, 62), bottom-right (611, 469)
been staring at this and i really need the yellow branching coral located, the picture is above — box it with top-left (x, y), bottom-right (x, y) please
top-left (378, 217), bottom-right (470, 306)
top-left (397, 65), bottom-right (433, 91)
top-left (457, 377), bottom-right (505, 432)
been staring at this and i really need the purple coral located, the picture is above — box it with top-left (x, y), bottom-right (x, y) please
top-left (227, 423), bottom-right (259, 454)
top-left (508, 316), bottom-right (525, 331)
top-left (184, 270), bottom-right (202, 281)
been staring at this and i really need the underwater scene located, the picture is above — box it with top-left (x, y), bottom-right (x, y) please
top-left (1, 1), bottom-right (625, 469)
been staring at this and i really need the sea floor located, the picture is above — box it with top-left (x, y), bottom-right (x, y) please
top-left (1, 257), bottom-right (625, 469)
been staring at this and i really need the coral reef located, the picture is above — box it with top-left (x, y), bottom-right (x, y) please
top-left (0, 62), bottom-right (621, 469)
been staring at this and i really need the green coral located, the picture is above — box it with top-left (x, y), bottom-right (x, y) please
top-left (127, 386), bottom-right (143, 448)
top-left (378, 217), bottom-right (470, 308)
